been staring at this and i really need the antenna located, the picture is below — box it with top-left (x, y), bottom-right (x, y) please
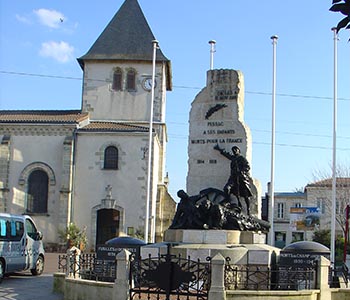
top-left (208, 40), bottom-right (216, 70)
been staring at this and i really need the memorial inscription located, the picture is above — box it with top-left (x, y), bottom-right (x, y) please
top-left (214, 89), bottom-right (239, 101)
top-left (191, 121), bottom-right (242, 148)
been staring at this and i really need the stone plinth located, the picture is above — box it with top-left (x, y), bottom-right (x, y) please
top-left (141, 229), bottom-right (278, 267)
top-left (240, 231), bottom-right (267, 244)
top-left (164, 229), bottom-right (266, 245)
top-left (164, 229), bottom-right (241, 244)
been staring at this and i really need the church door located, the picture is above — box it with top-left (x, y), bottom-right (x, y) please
top-left (96, 209), bottom-right (120, 245)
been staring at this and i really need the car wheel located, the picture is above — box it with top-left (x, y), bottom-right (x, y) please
top-left (0, 260), bottom-right (4, 283)
top-left (31, 256), bottom-right (44, 276)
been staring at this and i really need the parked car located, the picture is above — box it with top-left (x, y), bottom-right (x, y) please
top-left (0, 213), bottom-right (45, 282)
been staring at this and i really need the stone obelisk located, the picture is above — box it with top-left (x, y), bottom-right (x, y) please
top-left (186, 69), bottom-right (261, 217)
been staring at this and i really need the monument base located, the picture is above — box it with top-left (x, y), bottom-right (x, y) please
top-left (164, 229), bottom-right (266, 245)
top-left (141, 229), bottom-right (279, 267)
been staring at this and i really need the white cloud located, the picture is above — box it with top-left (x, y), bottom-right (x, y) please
top-left (16, 14), bottom-right (32, 24)
top-left (39, 41), bottom-right (74, 63)
top-left (34, 8), bottom-right (64, 28)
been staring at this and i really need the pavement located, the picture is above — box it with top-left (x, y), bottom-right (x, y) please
top-left (0, 253), bottom-right (65, 300)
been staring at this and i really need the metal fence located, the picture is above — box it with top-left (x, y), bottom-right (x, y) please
top-left (58, 252), bottom-right (345, 291)
top-left (224, 258), bottom-right (317, 290)
top-left (129, 253), bottom-right (211, 300)
top-left (329, 264), bottom-right (349, 288)
top-left (58, 252), bottom-right (117, 282)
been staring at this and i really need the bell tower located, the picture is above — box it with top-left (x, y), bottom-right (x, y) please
top-left (77, 0), bottom-right (172, 123)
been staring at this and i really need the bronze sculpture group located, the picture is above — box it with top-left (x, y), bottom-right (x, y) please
top-left (170, 145), bottom-right (269, 232)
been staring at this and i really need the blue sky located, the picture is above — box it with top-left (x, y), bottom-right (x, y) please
top-left (0, 0), bottom-right (349, 199)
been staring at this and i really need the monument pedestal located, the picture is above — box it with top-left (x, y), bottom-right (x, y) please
top-left (164, 229), bottom-right (241, 244)
top-left (163, 229), bottom-right (266, 245)
top-left (141, 229), bottom-right (279, 267)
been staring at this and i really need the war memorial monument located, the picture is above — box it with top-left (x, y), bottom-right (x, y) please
top-left (135, 69), bottom-right (333, 298)
top-left (56, 69), bottom-right (337, 300)
top-left (143, 68), bottom-right (277, 273)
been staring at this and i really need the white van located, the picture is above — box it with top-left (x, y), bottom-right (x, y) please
top-left (0, 213), bottom-right (45, 282)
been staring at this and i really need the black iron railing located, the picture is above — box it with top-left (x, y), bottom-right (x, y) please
top-left (129, 253), bottom-right (211, 300)
top-left (58, 252), bottom-right (117, 282)
top-left (58, 251), bottom-right (342, 292)
top-left (329, 264), bottom-right (349, 288)
top-left (224, 258), bottom-right (317, 290)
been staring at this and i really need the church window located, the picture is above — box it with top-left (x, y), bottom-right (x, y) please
top-left (104, 146), bottom-right (118, 170)
top-left (112, 68), bottom-right (122, 91)
top-left (126, 69), bottom-right (136, 91)
top-left (27, 170), bottom-right (48, 214)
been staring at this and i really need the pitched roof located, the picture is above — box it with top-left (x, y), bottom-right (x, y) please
top-left (78, 0), bottom-right (172, 91)
top-left (0, 110), bottom-right (88, 124)
top-left (78, 0), bottom-right (169, 64)
top-left (306, 177), bottom-right (350, 188)
top-left (79, 121), bottom-right (149, 133)
top-left (274, 192), bottom-right (305, 198)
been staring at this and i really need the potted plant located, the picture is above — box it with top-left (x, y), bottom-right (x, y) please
top-left (58, 223), bottom-right (87, 251)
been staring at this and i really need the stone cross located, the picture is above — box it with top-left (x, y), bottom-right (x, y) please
top-left (105, 185), bottom-right (112, 199)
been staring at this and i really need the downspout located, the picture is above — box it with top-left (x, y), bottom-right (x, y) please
top-left (69, 128), bottom-right (78, 224)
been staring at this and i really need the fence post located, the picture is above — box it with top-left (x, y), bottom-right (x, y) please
top-left (67, 246), bottom-right (81, 278)
top-left (317, 256), bottom-right (331, 300)
top-left (113, 249), bottom-right (131, 300)
top-left (209, 253), bottom-right (226, 300)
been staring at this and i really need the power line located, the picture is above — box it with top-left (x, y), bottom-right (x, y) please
top-left (0, 70), bottom-right (82, 81)
top-left (1, 70), bottom-right (349, 102)
top-left (2, 70), bottom-right (348, 151)
top-left (251, 141), bottom-right (349, 151)
top-left (167, 122), bottom-right (350, 141)
top-left (0, 70), bottom-right (106, 82)
top-left (167, 135), bottom-right (350, 151)
top-left (244, 90), bottom-right (350, 102)
top-left (252, 128), bottom-right (350, 140)
top-left (168, 131), bottom-right (350, 141)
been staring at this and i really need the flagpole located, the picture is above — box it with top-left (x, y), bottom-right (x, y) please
top-left (209, 40), bottom-right (216, 70)
top-left (330, 27), bottom-right (338, 266)
top-left (144, 39), bottom-right (158, 244)
top-left (269, 35), bottom-right (278, 246)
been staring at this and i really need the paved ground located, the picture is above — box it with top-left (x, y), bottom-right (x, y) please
top-left (0, 253), bottom-right (64, 300)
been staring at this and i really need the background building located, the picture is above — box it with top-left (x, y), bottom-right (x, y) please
top-left (263, 178), bottom-right (350, 248)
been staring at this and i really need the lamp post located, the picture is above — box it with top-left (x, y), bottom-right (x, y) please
top-left (144, 39), bottom-right (158, 244)
top-left (269, 35), bottom-right (278, 246)
top-left (209, 40), bottom-right (216, 70)
top-left (344, 205), bottom-right (350, 263)
top-left (330, 27), bottom-right (338, 266)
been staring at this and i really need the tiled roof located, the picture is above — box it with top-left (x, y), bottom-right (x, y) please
top-left (78, 0), bottom-right (169, 64)
top-left (274, 192), bottom-right (305, 197)
top-left (306, 177), bottom-right (350, 188)
top-left (0, 110), bottom-right (89, 124)
top-left (77, 0), bottom-right (172, 91)
top-left (79, 121), bottom-right (149, 133)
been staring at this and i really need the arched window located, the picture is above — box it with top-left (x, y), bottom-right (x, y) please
top-left (104, 146), bottom-right (118, 170)
top-left (112, 68), bottom-right (122, 91)
top-left (126, 69), bottom-right (136, 91)
top-left (27, 170), bottom-right (48, 213)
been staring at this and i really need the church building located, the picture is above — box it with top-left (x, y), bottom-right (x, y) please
top-left (0, 0), bottom-right (175, 249)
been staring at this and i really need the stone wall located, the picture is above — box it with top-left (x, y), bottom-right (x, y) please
top-left (226, 290), bottom-right (319, 300)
